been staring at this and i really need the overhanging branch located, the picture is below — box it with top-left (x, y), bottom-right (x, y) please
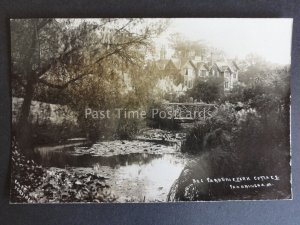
top-left (38, 70), bottom-right (93, 89)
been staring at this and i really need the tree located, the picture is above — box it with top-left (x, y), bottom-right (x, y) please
top-left (168, 33), bottom-right (208, 61)
top-left (11, 18), bottom-right (167, 152)
top-left (187, 78), bottom-right (222, 103)
top-left (238, 53), bottom-right (268, 84)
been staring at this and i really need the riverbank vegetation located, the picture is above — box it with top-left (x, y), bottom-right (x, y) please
top-left (10, 18), bottom-right (170, 202)
top-left (11, 137), bottom-right (116, 203)
top-left (173, 65), bottom-right (290, 201)
top-left (11, 19), bottom-right (168, 152)
top-left (10, 19), bottom-right (291, 202)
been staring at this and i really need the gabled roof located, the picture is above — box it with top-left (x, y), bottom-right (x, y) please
top-left (214, 62), bottom-right (234, 73)
top-left (170, 58), bottom-right (182, 70)
top-left (196, 62), bottom-right (209, 71)
top-left (165, 60), bottom-right (179, 71)
top-left (189, 60), bottom-right (197, 70)
top-left (181, 60), bottom-right (197, 70)
top-left (229, 61), bottom-right (240, 70)
top-left (211, 63), bottom-right (222, 72)
top-left (154, 56), bottom-right (239, 74)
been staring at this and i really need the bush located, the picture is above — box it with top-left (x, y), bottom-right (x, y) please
top-left (10, 137), bottom-right (44, 203)
top-left (31, 121), bottom-right (82, 146)
top-left (115, 118), bottom-right (141, 140)
top-left (186, 78), bottom-right (223, 103)
top-left (172, 100), bottom-right (290, 201)
top-left (10, 137), bottom-right (116, 203)
top-left (146, 101), bottom-right (180, 130)
top-left (181, 103), bottom-right (236, 153)
top-left (12, 120), bottom-right (83, 147)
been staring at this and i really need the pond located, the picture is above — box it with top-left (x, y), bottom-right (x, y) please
top-left (33, 140), bottom-right (188, 202)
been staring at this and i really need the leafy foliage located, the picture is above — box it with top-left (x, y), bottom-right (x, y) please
top-left (174, 72), bottom-right (290, 200)
top-left (11, 18), bottom-right (168, 149)
top-left (11, 137), bottom-right (116, 203)
top-left (11, 137), bottom-right (45, 203)
top-left (186, 78), bottom-right (223, 103)
top-left (31, 168), bottom-right (116, 203)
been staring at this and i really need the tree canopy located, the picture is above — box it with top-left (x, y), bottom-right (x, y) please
top-left (11, 18), bottom-right (168, 150)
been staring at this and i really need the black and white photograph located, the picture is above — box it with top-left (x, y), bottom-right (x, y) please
top-left (10, 18), bottom-right (292, 203)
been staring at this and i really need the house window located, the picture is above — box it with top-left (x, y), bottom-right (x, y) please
top-left (185, 68), bottom-right (189, 75)
top-left (201, 70), bottom-right (206, 77)
top-left (184, 79), bottom-right (188, 86)
top-left (225, 81), bottom-right (229, 89)
top-left (233, 73), bottom-right (236, 79)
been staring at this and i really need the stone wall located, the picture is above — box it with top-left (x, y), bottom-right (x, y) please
top-left (12, 97), bottom-right (77, 126)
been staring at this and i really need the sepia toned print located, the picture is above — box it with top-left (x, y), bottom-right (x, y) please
top-left (10, 18), bottom-right (292, 203)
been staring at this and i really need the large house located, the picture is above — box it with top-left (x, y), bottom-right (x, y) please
top-left (149, 48), bottom-right (240, 93)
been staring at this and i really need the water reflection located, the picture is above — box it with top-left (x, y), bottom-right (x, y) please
top-left (33, 143), bottom-right (186, 202)
top-left (34, 147), bottom-right (164, 168)
top-left (112, 154), bottom-right (185, 202)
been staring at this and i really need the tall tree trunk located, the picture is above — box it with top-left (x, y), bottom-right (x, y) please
top-left (16, 20), bottom-right (38, 154)
top-left (17, 74), bottom-right (36, 154)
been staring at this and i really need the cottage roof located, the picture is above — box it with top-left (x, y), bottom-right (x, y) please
top-left (180, 60), bottom-right (197, 70)
top-left (189, 60), bottom-right (197, 70)
top-left (165, 59), bottom-right (179, 71)
top-left (196, 62), bottom-right (209, 71)
top-left (214, 62), bottom-right (233, 72)
top-left (155, 56), bottom-right (239, 74)
top-left (229, 61), bottom-right (240, 70)
top-left (170, 58), bottom-right (182, 70)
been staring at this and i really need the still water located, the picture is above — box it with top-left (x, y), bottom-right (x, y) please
top-left (33, 141), bottom-right (187, 202)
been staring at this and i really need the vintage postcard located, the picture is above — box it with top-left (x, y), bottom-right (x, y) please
top-left (10, 18), bottom-right (292, 203)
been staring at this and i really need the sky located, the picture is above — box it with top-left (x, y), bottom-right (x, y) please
top-left (155, 18), bottom-right (293, 65)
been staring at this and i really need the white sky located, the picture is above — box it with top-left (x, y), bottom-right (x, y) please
top-left (155, 18), bottom-right (293, 65)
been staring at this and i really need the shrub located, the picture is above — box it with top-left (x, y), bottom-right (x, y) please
top-left (173, 100), bottom-right (290, 200)
top-left (11, 137), bottom-right (116, 203)
top-left (115, 118), bottom-right (141, 140)
top-left (181, 103), bottom-right (237, 153)
top-left (146, 102), bottom-right (180, 130)
top-left (186, 78), bottom-right (223, 103)
top-left (31, 121), bottom-right (82, 146)
top-left (10, 137), bottom-right (44, 203)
